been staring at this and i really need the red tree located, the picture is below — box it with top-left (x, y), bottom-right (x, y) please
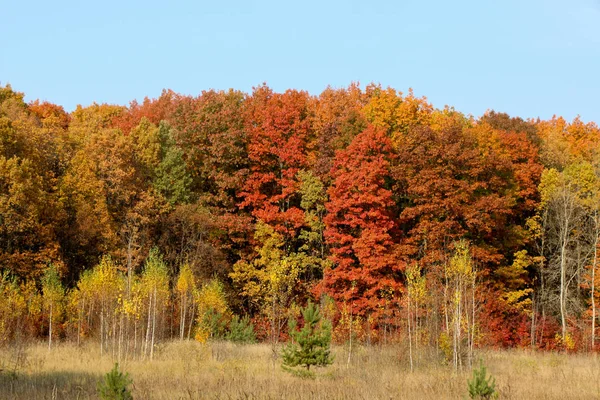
top-left (322, 125), bottom-right (402, 317)
top-left (240, 85), bottom-right (313, 238)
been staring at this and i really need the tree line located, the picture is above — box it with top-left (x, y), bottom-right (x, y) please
top-left (0, 83), bottom-right (599, 358)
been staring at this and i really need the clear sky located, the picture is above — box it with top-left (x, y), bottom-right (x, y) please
top-left (2, 0), bottom-right (599, 122)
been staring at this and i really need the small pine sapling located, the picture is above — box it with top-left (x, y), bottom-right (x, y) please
top-left (98, 363), bottom-right (133, 400)
top-left (282, 301), bottom-right (333, 377)
top-left (467, 360), bottom-right (497, 399)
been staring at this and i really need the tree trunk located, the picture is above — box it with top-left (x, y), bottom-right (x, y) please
top-left (100, 307), bottom-right (104, 357)
top-left (407, 296), bottom-right (413, 372)
top-left (560, 215), bottom-right (570, 342)
top-left (591, 215), bottom-right (599, 350)
top-left (180, 293), bottom-right (186, 341)
top-left (48, 303), bottom-right (53, 351)
top-left (144, 292), bottom-right (152, 359)
top-left (151, 287), bottom-right (157, 360)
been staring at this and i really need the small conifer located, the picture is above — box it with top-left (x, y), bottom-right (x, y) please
top-left (467, 360), bottom-right (497, 399)
top-left (98, 363), bottom-right (133, 400)
top-left (282, 301), bottom-right (333, 377)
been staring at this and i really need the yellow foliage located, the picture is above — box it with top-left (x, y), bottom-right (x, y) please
top-left (141, 249), bottom-right (170, 302)
top-left (496, 250), bottom-right (534, 313)
top-left (230, 221), bottom-right (302, 311)
top-left (194, 278), bottom-right (230, 342)
top-left (439, 331), bottom-right (453, 362)
top-left (196, 279), bottom-right (228, 316)
top-left (333, 303), bottom-right (365, 344)
top-left (176, 262), bottom-right (196, 296)
top-left (194, 327), bottom-right (210, 343)
top-left (0, 273), bottom-right (27, 344)
top-left (555, 332), bottom-right (575, 351)
top-left (406, 264), bottom-right (427, 304)
top-left (448, 240), bottom-right (476, 282)
top-left (362, 86), bottom-right (432, 145)
top-left (120, 278), bottom-right (144, 321)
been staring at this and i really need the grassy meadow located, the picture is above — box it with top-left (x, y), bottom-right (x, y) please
top-left (1, 341), bottom-right (600, 399)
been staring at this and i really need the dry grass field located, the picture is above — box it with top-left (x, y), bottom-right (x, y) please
top-left (1, 341), bottom-right (600, 399)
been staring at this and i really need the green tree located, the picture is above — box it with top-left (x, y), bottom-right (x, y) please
top-left (97, 363), bottom-right (133, 400)
top-left (467, 360), bottom-right (497, 400)
top-left (282, 301), bottom-right (333, 377)
top-left (152, 122), bottom-right (192, 206)
top-left (226, 315), bottom-right (256, 344)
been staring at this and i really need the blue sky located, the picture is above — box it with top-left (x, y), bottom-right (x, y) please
top-left (1, 0), bottom-right (599, 122)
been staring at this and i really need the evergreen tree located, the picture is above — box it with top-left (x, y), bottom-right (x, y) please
top-left (97, 363), bottom-right (133, 400)
top-left (467, 360), bottom-right (497, 400)
top-left (282, 301), bottom-right (333, 377)
top-left (226, 315), bottom-right (256, 344)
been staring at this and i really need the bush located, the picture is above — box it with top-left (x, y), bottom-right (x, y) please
top-left (98, 363), bottom-right (133, 400)
top-left (467, 360), bottom-right (497, 400)
top-left (227, 315), bottom-right (256, 343)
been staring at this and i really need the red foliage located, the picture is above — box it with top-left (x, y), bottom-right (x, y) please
top-left (395, 122), bottom-right (537, 272)
top-left (478, 290), bottom-right (532, 348)
top-left (239, 85), bottom-right (313, 237)
top-left (28, 100), bottom-right (70, 130)
top-left (111, 89), bottom-right (181, 134)
top-left (322, 125), bottom-right (403, 317)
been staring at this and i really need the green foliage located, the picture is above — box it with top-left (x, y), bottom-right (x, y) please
top-left (226, 315), bottom-right (256, 344)
top-left (467, 361), bottom-right (497, 400)
top-left (153, 146), bottom-right (192, 206)
top-left (97, 363), bottom-right (133, 400)
top-left (141, 120), bottom-right (192, 206)
top-left (42, 264), bottom-right (64, 306)
top-left (141, 248), bottom-right (170, 292)
top-left (282, 301), bottom-right (333, 377)
top-left (201, 308), bottom-right (228, 339)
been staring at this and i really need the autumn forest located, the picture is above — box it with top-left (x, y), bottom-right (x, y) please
top-left (1, 81), bottom-right (600, 363)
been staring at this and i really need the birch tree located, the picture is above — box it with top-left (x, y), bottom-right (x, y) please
top-left (538, 165), bottom-right (591, 345)
top-left (443, 241), bottom-right (476, 370)
top-left (42, 264), bottom-right (64, 350)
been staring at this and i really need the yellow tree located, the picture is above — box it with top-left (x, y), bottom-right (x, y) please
top-left (42, 264), bottom-right (64, 350)
top-left (74, 255), bottom-right (123, 356)
top-left (0, 272), bottom-right (26, 346)
top-left (230, 221), bottom-right (302, 345)
top-left (70, 269), bottom-right (94, 345)
top-left (495, 250), bottom-right (534, 315)
top-left (176, 262), bottom-right (196, 340)
top-left (362, 85), bottom-right (432, 148)
top-left (405, 263), bottom-right (427, 371)
top-left (194, 278), bottom-right (229, 343)
top-left (140, 248), bottom-right (170, 360)
top-left (443, 241), bottom-right (476, 370)
top-left (119, 274), bottom-right (144, 359)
